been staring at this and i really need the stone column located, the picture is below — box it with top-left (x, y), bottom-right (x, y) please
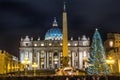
top-left (37, 52), bottom-right (40, 69)
top-left (44, 51), bottom-right (47, 69)
top-left (79, 52), bottom-right (83, 69)
top-left (72, 51), bottom-right (74, 67)
top-left (29, 51), bottom-right (32, 70)
top-left (52, 52), bottom-right (54, 69)
top-left (39, 51), bottom-right (41, 69)
top-left (46, 51), bottom-right (49, 69)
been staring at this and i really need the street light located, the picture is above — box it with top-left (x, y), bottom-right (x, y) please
top-left (32, 62), bottom-right (38, 76)
top-left (106, 57), bottom-right (115, 73)
top-left (22, 58), bottom-right (30, 76)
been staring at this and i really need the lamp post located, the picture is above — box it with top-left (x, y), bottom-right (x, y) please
top-left (106, 57), bottom-right (115, 73)
top-left (32, 62), bottom-right (38, 76)
top-left (22, 58), bottom-right (30, 76)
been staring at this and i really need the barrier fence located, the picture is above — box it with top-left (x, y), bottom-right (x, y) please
top-left (0, 75), bottom-right (120, 80)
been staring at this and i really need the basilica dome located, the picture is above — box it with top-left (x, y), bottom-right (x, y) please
top-left (45, 18), bottom-right (63, 40)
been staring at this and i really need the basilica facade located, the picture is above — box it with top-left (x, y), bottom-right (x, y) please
top-left (19, 5), bottom-right (90, 70)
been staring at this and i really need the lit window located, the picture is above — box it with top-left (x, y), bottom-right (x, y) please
top-left (54, 61), bottom-right (58, 64)
top-left (75, 43), bottom-right (77, 46)
top-left (68, 43), bottom-right (71, 46)
top-left (60, 43), bottom-right (62, 46)
top-left (83, 51), bottom-right (86, 57)
top-left (54, 58), bottom-right (58, 61)
top-left (41, 62), bottom-right (44, 65)
top-left (49, 43), bottom-right (52, 46)
top-left (60, 53), bottom-right (62, 57)
top-left (41, 43), bottom-right (44, 46)
top-left (34, 44), bottom-right (37, 46)
top-left (109, 40), bottom-right (113, 47)
top-left (68, 54), bottom-right (71, 57)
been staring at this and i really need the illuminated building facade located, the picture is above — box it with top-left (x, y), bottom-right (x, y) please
top-left (0, 50), bottom-right (18, 74)
top-left (104, 33), bottom-right (120, 73)
top-left (19, 5), bottom-right (90, 70)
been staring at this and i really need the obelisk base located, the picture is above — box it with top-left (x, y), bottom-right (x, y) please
top-left (62, 56), bottom-right (69, 67)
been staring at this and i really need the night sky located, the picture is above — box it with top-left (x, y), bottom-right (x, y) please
top-left (0, 0), bottom-right (120, 57)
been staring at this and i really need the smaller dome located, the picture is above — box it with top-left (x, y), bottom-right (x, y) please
top-left (45, 18), bottom-right (63, 40)
top-left (23, 36), bottom-right (30, 41)
top-left (81, 35), bottom-right (87, 40)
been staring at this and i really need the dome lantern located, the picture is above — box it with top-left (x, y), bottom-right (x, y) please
top-left (52, 17), bottom-right (58, 27)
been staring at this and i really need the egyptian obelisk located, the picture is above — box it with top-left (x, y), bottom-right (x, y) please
top-left (62, 2), bottom-right (69, 67)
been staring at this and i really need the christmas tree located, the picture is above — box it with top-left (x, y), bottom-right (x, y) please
top-left (87, 29), bottom-right (110, 75)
